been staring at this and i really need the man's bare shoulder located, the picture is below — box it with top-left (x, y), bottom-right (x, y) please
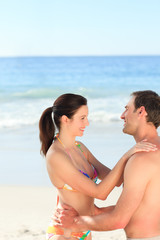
top-left (125, 150), bottom-right (160, 178)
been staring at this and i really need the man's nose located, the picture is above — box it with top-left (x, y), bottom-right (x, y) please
top-left (120, 112), bottom-right (125, 119)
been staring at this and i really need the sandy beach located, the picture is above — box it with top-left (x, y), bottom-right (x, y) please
top-left (0, 185), bottom-right (126, 240)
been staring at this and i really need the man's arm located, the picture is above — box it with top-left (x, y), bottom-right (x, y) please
top-left (57, 153), bottom-right (153, 232)
top-left (94, 204), bottom-right (115, 215)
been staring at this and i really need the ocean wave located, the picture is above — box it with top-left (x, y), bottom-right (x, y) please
top-left (0, 86), bottom-right (130, 101)
top-left (0, 112), bottom-right (121, 129)
top-left (0, 97), bottom-right (125, 129)
top-left (89, 111), bottom-right (121, 123)
top-left (12, 88), bottom-right (63, 99)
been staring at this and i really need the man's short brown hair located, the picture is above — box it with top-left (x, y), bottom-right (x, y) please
top-left (131, 90), bottom-right (160, 129)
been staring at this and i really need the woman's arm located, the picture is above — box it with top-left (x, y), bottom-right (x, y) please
top-left (78, 140), bottom-right (157, 187)
top-left (76, 141), bottom-right (111, 180)
top-left (47, 140), bottom-right (157, 200)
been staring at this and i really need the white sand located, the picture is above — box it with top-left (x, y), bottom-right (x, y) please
top-left (0, 185), bottom-right (126, 240)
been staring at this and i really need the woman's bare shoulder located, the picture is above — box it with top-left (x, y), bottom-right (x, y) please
top-left (46, 145), bottom-right (68, 166)
top-left (76, 140), bottom-right (88, 150)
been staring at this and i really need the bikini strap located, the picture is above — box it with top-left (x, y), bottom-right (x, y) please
top-left (75, 142), bottom-right (88, 159)
top-left (79, 230), bottom-right (91, 239)
top-left (55, 133), bottom-right (87, 160)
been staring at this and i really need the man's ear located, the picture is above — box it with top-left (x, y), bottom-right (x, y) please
top-left (138, 106), bottom-right (147, 117)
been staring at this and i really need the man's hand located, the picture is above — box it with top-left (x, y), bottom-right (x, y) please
top-left (53, 204), bottom-right (79, 229)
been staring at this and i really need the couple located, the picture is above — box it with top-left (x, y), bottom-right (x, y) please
top-left (39, 90), bottom-right (160, 240)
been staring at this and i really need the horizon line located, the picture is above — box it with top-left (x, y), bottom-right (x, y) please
top-left (0, 54), bottom-right (160, 58)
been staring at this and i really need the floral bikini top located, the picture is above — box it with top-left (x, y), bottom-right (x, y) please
top-left (56, 138), bottom-right (98, 192)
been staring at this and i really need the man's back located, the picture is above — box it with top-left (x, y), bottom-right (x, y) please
top-left (124, 145), bottom-right (160, 238)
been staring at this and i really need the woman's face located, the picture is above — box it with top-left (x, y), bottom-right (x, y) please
top-left (68, 105), bottom-right (89, 137)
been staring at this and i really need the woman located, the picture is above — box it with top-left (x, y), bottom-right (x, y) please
top-left (39, 93), bottom-right (156, 240)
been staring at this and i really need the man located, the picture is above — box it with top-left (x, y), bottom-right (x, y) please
top-left (56, 90), bottom-right (160, 240)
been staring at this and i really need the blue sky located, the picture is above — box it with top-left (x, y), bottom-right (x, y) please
top-left (0, 0), bottom-right (160, 56)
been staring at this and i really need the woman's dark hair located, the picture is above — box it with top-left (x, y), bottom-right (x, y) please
top-left (39, 93), bottom-right (87, 156)
top-left (131, 90), bottom-right (160, 129)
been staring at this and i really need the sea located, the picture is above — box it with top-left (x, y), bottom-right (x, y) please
top-left (0, 56), bottom-right (160, 186)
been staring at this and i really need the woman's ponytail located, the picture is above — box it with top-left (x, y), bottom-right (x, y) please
top-left (39, 107), bottom-right (55, 156)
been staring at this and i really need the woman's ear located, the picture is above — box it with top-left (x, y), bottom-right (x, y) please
top-left (61, 115), bottom-right (69, 124)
